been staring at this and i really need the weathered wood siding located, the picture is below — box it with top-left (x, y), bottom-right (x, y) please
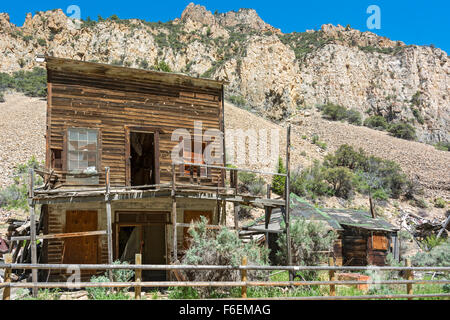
top-left (46, 58), bottom-right (224, 187)
top-left (45, 197), bottom-right (218, 281)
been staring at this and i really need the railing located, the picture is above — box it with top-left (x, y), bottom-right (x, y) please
top-left (1, 255), bottom-right (449, 300)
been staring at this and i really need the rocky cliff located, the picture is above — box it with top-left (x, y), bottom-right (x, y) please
top-left (0, 3), bottom-right (448, 143)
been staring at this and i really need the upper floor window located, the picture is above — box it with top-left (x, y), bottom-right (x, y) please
top-left (67, 128), bottom-right (99, 184)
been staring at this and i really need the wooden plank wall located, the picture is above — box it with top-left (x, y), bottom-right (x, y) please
top-left (47, 69), bottom-right (224, 187)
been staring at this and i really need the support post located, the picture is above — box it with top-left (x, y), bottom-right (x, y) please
top-left (328, 257), bottom-right (336, 296)
top-left (171, 164), bottom-right (178, 263)
top-left (2, 253), bottom-right (12, 300)
top-left (405, 258), bottom-right (413, 300)
top-left (233, 170), bottom-right (240, 232)
top-left (105, 167), bottom-right (113, 281)
top-left (135, 253), bottom-right (142, 299)
top-left (241, 256), bottom-right (247, 298)
top-left (29, 168), bottom-right (38, 297)
top-left (285, 125), bottom-right (293, 281)
top-left (265, 184), bottom-right (272, 249)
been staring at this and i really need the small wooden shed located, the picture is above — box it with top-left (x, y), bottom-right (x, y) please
top-left (242, 194), bottom-right (399, 266)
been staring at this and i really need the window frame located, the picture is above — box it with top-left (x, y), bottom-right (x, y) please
top-left (63, 127), bottom-right (102, 180)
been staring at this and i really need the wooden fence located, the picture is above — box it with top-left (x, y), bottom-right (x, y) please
top-left (1, 255), bottom-right (449, 300)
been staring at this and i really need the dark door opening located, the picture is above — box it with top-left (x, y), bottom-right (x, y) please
top-left (115, 212), bottom-right (168, 282)
top-left (130, 132), bottom-right (155, 186)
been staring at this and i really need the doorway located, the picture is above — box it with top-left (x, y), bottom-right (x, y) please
top-left (126, 128), bottom-right (160, 187)
top-left (115, 212), bottom-right (167, 281)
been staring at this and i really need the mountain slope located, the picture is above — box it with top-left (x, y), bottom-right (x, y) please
top-left (0, 3), bottom-right (449, 143)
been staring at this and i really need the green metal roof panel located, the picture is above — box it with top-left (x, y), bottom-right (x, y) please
top-left (321, 208), bottom-right (398, 232)
top-left (244, 194), bottom-right (397, 233)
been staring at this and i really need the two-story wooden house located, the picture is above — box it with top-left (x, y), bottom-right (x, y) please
top-left (35, 56), bottom-right (231, 281)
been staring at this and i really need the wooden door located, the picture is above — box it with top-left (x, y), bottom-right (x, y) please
top-left (183, 210), bottom-right (212, 249)
top-left (63, 210), bottom-right (98, 266)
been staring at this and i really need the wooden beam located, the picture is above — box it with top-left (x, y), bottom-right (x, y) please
top-left (105, 167), bottom-right (113, 281)
top-left (171, 164), bottom-right (177, 263)
top-left (11, 230), bottom-right (107, 241)
top-left (285, 124), bottom-right (293, 281)
top-left (29, 168), bottom-right (38, 297)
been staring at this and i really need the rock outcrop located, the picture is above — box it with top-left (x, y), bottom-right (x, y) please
top-left (0, 3), bottom-right (448, 143)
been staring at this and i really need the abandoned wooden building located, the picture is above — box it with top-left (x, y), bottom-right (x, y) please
top-left (242, 194), bottom-right (399, 266)
top-left (17, 56), bottom-right (286, 282)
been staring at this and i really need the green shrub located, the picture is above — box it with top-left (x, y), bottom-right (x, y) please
top-left (153, 61), bottom-right (171, 72)
top-left (346, 109), bottom-right (362, 125)
top-left (324, 144), bottom-right (367, 170)
top-left (0, 67), bottom-right (47, 97)
top-left (411, 108), bottom-right (424, 124)
top-left (228, 95), bottom-right (247, 107)
top-left (371, 189), bottom-right (389, 201)
top-left (323, 167), bottom-right (355, 199)
top-left (272, 157), bottom-right (286, 195)
top-left (412, 240), bottom-right (450, 267)
top-left (325, 144), bottom-right (409, 199)
top-left (433, 142), bottom-right (450, 152)
top-left (321, 103), bottom-right (347, 121)
top-left (238, 171), bottom-right (265, 195)
top-left (364, 115), bottom-right (389, 131)
top-left (434, 198), bottom-right (446, 208)
top-left (37, 38), bottom-right (46, 46)
top-left (0, 91), bottom-right (4, 102)
top-left (0, 157), bottom-right (43, 210)
top-left (299, 161), bottom-right (333, 198)
top-left (388, 122), bottom-right (416, 140)
top-left (276, 218), bottom-right (338, 280)
top-left (86, 260), bottom-right (134, 300)
top-left (177, 216), bottom-right (269, 298)
top-left (413, 198), bottom-right (428, 208)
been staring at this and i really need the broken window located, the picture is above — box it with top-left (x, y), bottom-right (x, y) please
top-left (66, 128), bottom-right (99, 184)
top-left (183, 140), bottom-right (210, 177)
top-left (50, 148), bottom-right (62, 170)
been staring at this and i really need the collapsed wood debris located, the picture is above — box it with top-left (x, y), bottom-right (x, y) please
top-left (399, 211), bottom-right (450, 248)
top-left (1, 218), bottom-right (42, 282)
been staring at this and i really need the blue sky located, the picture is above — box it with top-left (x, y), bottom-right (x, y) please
top-left (1, 1), bottom-right (449, 53)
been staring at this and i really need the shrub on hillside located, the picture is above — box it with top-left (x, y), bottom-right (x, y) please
top-left (434, 142), bottom-right (450, 152)
top-left (324, 166), bottom-right (355, 199)
top-left (388, 122), bottom-right (416, 140)
top-left (0, 157), bottom-right (43, 210)
top-left (272, 157), bottom-right (286, 195)
top-left (364, 115), bottom-right (389, 131)
top-left (321, 103), bottom-right (347, 121)
top-left (228, 95), bottom-right (247, 108)
top-left (276, 218), bottom-right (338, 280)
top-left (412, 240), bottom-right (450, 267)
top-left (346, 108), bottom-right (362, 125)
top-left (324, 144), bottom-right (409, 199)
top-left (0, 67), bottom-right (47, 99)
top-left (324, 144), bottom-right (367, 170)
top-left (179, 216), bottom-right (269, 297)
top-left (238, 171), bottom-right (265, 195)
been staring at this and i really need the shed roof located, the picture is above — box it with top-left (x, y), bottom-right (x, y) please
top-left (321, 208), bottom-right (399, 232)
top-left (243, 193), bottom-right (398, 233)
top-left (45, 56), bottom-right (227, 91)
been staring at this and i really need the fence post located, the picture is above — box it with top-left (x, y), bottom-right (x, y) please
top-left (2, 254), bottom-right (12, 300)
top-left (405, 258), bottom-right (413, 300)
top-left (135, 254), bottom-right (142, 300)
top-left (241, 256), bottom-right (247, 298)
top-left (328, 257), bottom-right (336, 297)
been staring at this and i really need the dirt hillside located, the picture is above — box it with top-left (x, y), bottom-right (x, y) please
top-left (0, 94), bottom-right (448, 225)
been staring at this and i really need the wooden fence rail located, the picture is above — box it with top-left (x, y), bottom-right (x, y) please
top-left (1, 261), bottom-right (449, 300)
